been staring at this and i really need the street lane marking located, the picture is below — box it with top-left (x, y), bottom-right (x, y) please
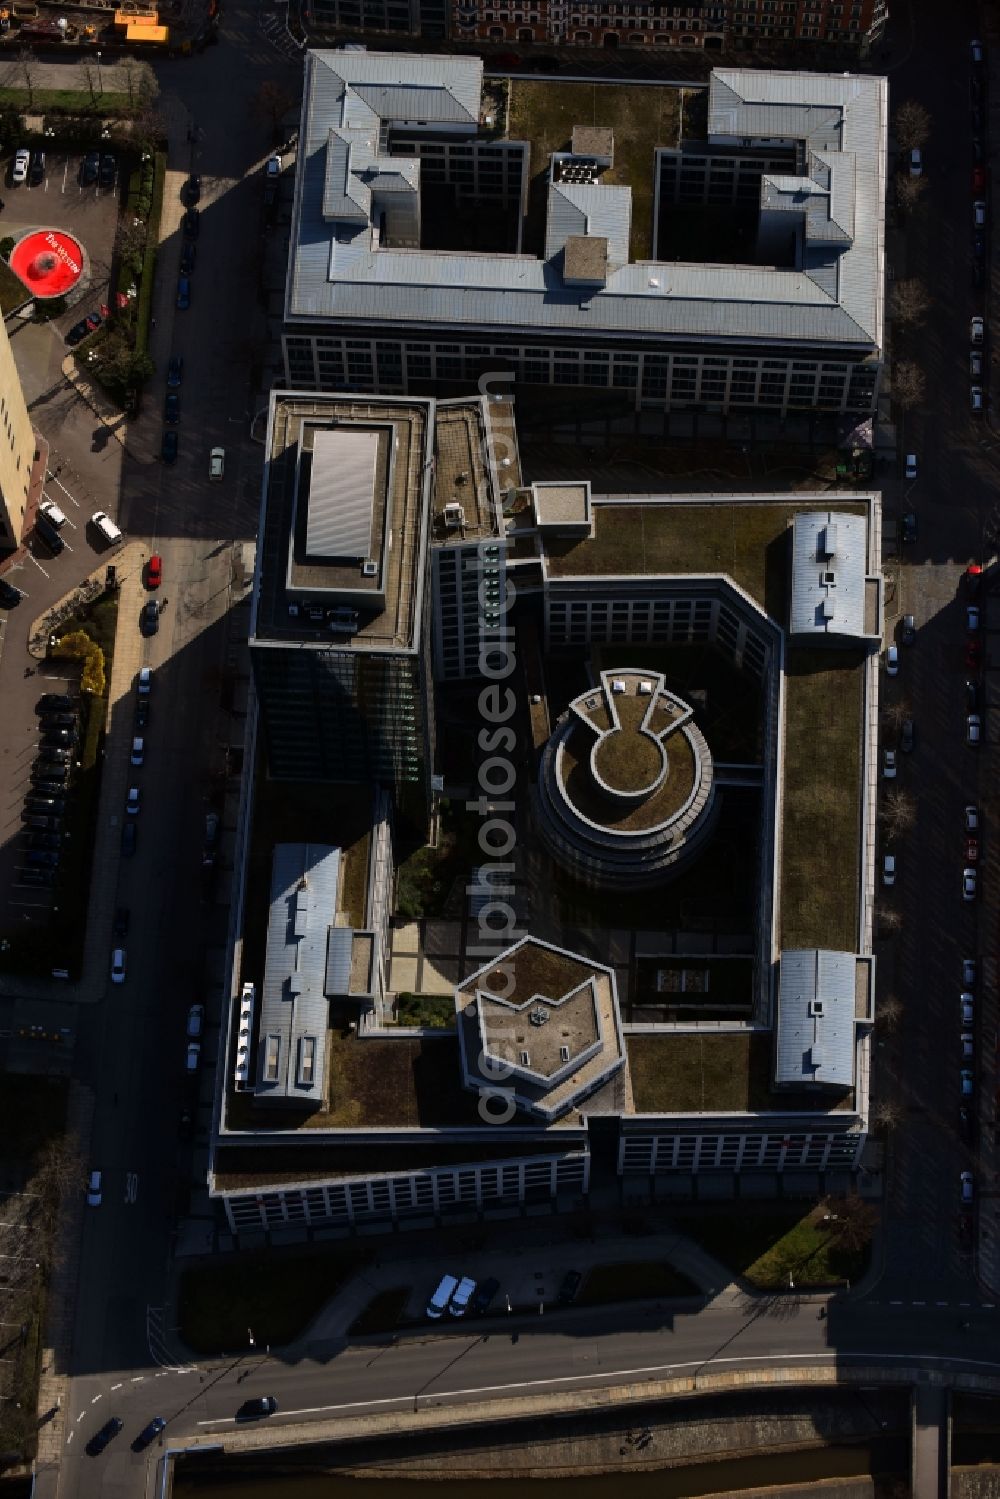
top-left (91, 1394), bottom-right (101, 1404)
top-left (195, 1347), bottom-right (1000, 1429)
top-left (111, 1383), bottom-right (122, 1390)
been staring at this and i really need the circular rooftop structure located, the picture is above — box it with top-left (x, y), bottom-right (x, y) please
top-left (536, 669), bottom-right (717, 890)
top-left (9, 229), bottom-right (85, 300)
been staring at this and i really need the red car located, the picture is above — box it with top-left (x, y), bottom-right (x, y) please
top-left (146, 554), bottom-right (162, 589)
top-left (973, 166), bottom-right (987, 193)
top-left (965, 834), bottom-right (980, 863)
top-left (966, 638), bottom-right (983, 670)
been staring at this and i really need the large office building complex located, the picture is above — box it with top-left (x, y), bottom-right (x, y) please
top-left (210, 391), bottom-right (881, 1237)
top-left (283, 52), bottom-right (887, 419)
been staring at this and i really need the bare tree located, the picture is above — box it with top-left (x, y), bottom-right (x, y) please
top-left (17, 47), bottom-right (36, 109)
top-left (880, 787), bottom-right (916, 841)
top-left (875, 992), bottom-right (903, 1033)
top-left (826, 1193), bottom-right (879, 1253)
top-left (119, 54), bottom-right (158, 112)
top-left (892, 359), bottom-right (926, 410)
top-left (79, 58), bottom-right (99, 107)
top-left (883, 697), bottom-right (912, 732)
top-left (133, 102), bottom-right (168, 153)
top-left (877, 905), bottom-right (902, 936)
top-left (115, 217), bottom-right (147, 262)
top-left (890, 278), bottom-right (930, 329)
top-left (895, 173), bottom-right (926, 213)
top-left (252, 79), bottom-right (300, 141)
top-left (873, 1097), bottom-right (902, 1132)
top-left (894, 100), bottom-right (931, 152)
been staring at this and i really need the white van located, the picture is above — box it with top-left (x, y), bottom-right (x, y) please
top-left (91, 510), bottom-right (123, 546)
top-left (426, 1274), bottom-right (459, 1319)
top-left (449, 1276), bottom-right (477, 1317)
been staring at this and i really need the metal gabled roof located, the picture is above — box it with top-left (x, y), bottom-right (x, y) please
top-left (776, 949), bottom-right (857, 1090)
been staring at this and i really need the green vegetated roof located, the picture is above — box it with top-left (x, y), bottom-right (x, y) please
top-left (780, 645), bottom-right (864, 953)
top-left (626, 1032), bottom-right (853, 1114)
top-left (508, 79), bottom-right (682, 262)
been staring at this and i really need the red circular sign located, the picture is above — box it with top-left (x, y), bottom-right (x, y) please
top-left (10, 229), bottom-right (85, 298)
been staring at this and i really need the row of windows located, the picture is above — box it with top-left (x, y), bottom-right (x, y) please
top-left (546, 597), bottom-right (770, 677)
top-left (621, 1130), bottom-right (862, 1170)
top-left (287, 336), bottom-right (877, 416)
top-left (225, 1154), bottom-right (589, 1228)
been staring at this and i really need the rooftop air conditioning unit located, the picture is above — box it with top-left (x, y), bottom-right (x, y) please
top-left (638, 679), bottom-right (653, 695)
top-left (444, 502), bottom-right (465, 528)
top-left (361, 559), bottom-right (378, 577)
top-left (612, 678), bottom-right (626, 694)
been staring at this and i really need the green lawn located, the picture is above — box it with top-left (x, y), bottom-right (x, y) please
top-left (508, 79), bottom-right (680, 261)
top-left (628, 1031), bottom-right (770, 1113)
top-left (395, 992), bottom-right (456, 1029)
top-left (0, 87), bottom-right (131, 115)
top-left (577, 1261), bottom-right (699, 1306)
top-left (178, 1249), bottom-right (370, 1353)
top-left (781, 646), bottom-right (864, 952)
top-left (673, 1206), bottom-right (871, 1290)
top-left (0, 255), bottom-right (28, 315)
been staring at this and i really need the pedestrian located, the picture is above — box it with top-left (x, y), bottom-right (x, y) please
top-left (23, 666), bottom-right (34, 678)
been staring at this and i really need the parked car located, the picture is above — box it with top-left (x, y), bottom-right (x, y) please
top-left (909, 147), bottom-right (922, 177)
top-left (967, 604), bottom-right (981, 632)
top-left (121, 820), bottom-right (137, 856)
top-left (85, 1415), bottom-right (122, 1457)
top-left (29, 149), bottom-right (45, 185)
top-left (966, 637), bottom-right (983, 669)
top-left (125, 786), bottom-right (141, 816)
top-left (967, 714), bottom-right (982, 746)
top-left (966, 679), bottom-right (980, 713)
top-left (558, 1269), bottom-right (583, 1305)
top-left (34, 511), bottom-right (64, 554)
top-left (40, 712), bottom-right (77, 729)
top-left (99, 153), bottom-right (117, 189)
top-left (166, 355), bottom-right (184, 388)
top-left (471, 1276), bottom-right (500, 1315)
top-left (135, 698), bottom-right (150, 729)
top-left (110, 947), bottom-right (126, 984)
top-left (886, 645), bottom-right (899, 676)
top-left (905, 453), bottom-right (917, 480)
top-left (182, 172), bottom-right (201, 204)
top-left (86, 1169), bottom-right (103, 1208)
top-left (130, 736), bottom-right (145, 766)
top-left (37, 693), bottom-right (75, 712)
top-left (164, 391), bottom-right (180, 424)
top-left (80, 151), bottom-right (100, 185)
top-left (187, 1004), bottom-right (205, 1038)
top-left (961, 1068), bottom-right (975, 1096)
top-left (186, 1042), bottom-right (201, 1072)
top-left (901, 614), bottom-right (916, 645)
top-left (901, 718), bottom-right (915, 753)
top-left (971, 385), bottom-right (984, 413)
top-left (882, 748), bottom-right (897, 779)
top-left (161, 429), bottom-right (178, 465)
top-left (182, 207), bottom-right (200, 238)
top-left (963, 958), bottom-right (977, 986)
top-left (962, 1032), bottom-right (975, 1060)
top-left (176, 276), bottom-right (191, 311)
top-left (66, 317), bottom-right (91, 346)
top-left (265, 152), bottom-right (282, 178)
top-left (961, 1170), bottom-right (975, 1204)
top-left (961, 992), bottom-right (975, 1027)
top-left (203, 811), bottom-right (221, 866)
top-left (137, 667), bottom-right (152, 696)
top-left (971, 350), bottom-right (984, 378)
top-left (882, 853), bottom-right (896, 887)
top-left (963, 866), bottom-right (978, 901)
top-left (146, 553), bottom-right (162, 588)
top-left (180, 241), bottom-right (196, 276)
top-left (901, 512), bottom-right (917, 544)
top-left (132, 1416), bottom-right (166, 1452)
top-left (972, 315), bottom-right (985, 345)
top-left (966, 805), bottom-right (979, 832)
top-left (142, 600), bottom-right (159, 635)
top-left (0, 577), bottom-right (22, 607)
top-left (972, 38), bottom-right (985, 64)
top-left (11, 147), bottom-right (29, 184)
top-left (974, 201), bottom-right (987, 228)
top-left (39, 498), bottom-right (67, 529)
top-left (37, 745), bottom-right (72, 765)
top-left (209, 446), bottom-right (225, 481)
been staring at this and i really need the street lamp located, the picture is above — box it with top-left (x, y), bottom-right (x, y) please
top-left (95, 51), bottom-right (103, 96)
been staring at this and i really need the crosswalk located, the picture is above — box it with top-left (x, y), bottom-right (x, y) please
top-left (258, 4), bottom-right (306, 60)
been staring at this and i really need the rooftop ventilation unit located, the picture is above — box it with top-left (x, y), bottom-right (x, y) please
top-left (821, 598), bottom-right (836, 621)
top-left (821, 570), bottom-right (836, 586)
top-left (361, 559), bottom-right (378, 577)
top-left (520, 1050), bottom-right (530, 1066)
top-left (638, 679), bottom-right (653, 695)
top-left (821, 523), bottom-right (838, 558)
top-left (612, 678), bottom-right (626, 694)
top-left (559, 1045), bottom-right (570, 1062)
top-left (443, 502), bottom-right (465, 529)
top-left (808, 999), bottom-right (825, 1017)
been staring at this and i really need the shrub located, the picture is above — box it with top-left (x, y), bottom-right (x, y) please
top-left (0, 236), bottom-right (14, 260)
top-left (51, 630), bottom-right (105, 696)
